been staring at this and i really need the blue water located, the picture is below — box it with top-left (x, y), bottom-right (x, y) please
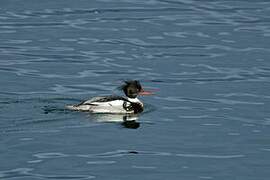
top-left (1, 0), bottom-right (270, 179)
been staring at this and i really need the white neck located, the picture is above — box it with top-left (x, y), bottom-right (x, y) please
top-left (127, 97), bottom-right (143, 106)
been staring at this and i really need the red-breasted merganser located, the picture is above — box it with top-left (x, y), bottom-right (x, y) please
top-left (66, 80), bottom-right (153, 114)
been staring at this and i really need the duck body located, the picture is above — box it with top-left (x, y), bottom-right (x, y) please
top-left (66, 95), bottom-right (143, 114)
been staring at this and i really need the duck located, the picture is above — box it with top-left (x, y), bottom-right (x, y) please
top-left (66, 80), bottom-right (153, 114)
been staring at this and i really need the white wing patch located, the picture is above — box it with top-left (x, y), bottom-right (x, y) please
top-left (89, 100), bottom-right (124, 106)
top-left (88, 100), bottom-right (132, 113)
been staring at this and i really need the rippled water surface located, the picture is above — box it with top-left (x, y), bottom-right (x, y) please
top-left (1, 0), bottom-right (270, 179)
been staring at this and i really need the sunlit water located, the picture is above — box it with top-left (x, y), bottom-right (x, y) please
top-left (1, 0), bottom-right (270, 179)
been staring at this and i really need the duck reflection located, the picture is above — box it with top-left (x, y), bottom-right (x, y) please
top-left (89, 114), bottom-right (140, 129)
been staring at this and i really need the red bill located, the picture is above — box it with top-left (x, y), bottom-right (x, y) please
top-left (139, 89), bottom-right (156, 96)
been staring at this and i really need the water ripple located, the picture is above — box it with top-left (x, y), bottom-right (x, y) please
top-left (33, 152), bottom-right (68, 159)
top-left (150, 64), bottom-right (270, 84)
top-left (31, 149), bottom-right (245, 161)
top-left (155, 96), bottom-right (264, 105)
top-left (1, 1), bottom-right (270, 178)
top-left (175, 153), bottom-right (245, 159)
top-left (17, 7), bottom-right (193, 18)
top-left (0, 22), bottom-right (67, 28)
top-left (0, 168), bottom-right (95, 179)
top-left (132, 165), bottom-right (157, 169)
top-left (87, 160), bottom-right (116, 165)
top-left (97, 38), bottom-right (205, 49)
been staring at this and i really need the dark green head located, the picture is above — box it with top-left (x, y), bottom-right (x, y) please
top-left (121, 80), bottom-right (142, 98)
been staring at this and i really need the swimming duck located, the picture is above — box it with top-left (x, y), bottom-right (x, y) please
top-left (66, 80), bottom-right (153, 114)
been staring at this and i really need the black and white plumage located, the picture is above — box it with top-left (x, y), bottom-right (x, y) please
top-left (66, 80), bottom-right (152, 114)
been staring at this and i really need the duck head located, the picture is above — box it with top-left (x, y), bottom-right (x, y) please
top-left (121, 80), bottom-right (153, 98)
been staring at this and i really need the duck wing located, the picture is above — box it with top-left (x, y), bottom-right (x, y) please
top-left (66, 95), bottom-right (135, 113)
top-left (79, 95), bottom-right (128, 105)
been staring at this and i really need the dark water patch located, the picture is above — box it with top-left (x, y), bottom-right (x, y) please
top-left (121, 120), bottom-right (140, 129)
top-left (0, 99), bottom-right (21, 105)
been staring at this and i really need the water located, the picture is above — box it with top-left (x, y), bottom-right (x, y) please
top-left (1, 0), bottom-right (270, 179)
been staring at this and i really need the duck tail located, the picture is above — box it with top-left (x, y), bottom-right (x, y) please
top-left (65, 105), bottom-right (78, 110)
